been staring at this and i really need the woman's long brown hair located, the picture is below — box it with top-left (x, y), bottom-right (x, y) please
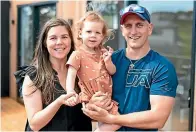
top-left (27, 18), bottom-right (75, 104)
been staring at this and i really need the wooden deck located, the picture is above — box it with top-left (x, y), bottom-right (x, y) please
top-left (1, 97), bottom-right (97, 131)
top-left (1, 97), bottom-right (191, 131)
top-left (1, 97), bottom-right (26, 131)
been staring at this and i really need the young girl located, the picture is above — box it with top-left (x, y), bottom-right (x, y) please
top-left (66, 11), bottom-right (120, 131)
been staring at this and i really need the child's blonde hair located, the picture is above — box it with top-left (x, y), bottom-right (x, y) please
top-left (74, 11), bottom-right (114, 47)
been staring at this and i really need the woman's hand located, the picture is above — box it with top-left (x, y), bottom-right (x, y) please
top-left (64, 92), bottom-right (80, 106)
top-left (65, 92), bottom-right (80, 106)
top-left (88, 91), bottom-right (113, 111)
top-left (57, 92), bottom-right (79, 106)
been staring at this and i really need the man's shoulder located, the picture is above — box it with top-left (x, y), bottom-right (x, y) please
top-left (112, 49), bottom-right (125, 63)
top-left (150, 50), bottom-right (174, 67)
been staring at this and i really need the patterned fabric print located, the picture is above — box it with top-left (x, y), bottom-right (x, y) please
top-left (67, 48), bottom-right (118, 114)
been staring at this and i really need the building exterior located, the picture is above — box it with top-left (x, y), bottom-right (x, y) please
top-left (1, 0), bottom-right (195, 131)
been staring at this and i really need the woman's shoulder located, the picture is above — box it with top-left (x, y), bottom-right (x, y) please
top-left (22, 73), bottom-right (38, 96)
top-left (14, 65), bottom-right (37, 82)
top-left (14, 65), bottom-right (37, 95)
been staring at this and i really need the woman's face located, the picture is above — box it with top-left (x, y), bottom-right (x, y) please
top-left (46, 26), bottom-right (71, 61)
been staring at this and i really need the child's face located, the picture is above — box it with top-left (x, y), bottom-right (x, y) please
top-left (80, 21), bottom-right (104, 49)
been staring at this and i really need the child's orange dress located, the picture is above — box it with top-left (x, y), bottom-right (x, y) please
top-left (67, 47), bottom-right (118, 114)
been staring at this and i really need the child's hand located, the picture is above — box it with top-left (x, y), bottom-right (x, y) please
top-left (101, 46), bottom-right (113, 63)
top-left (65, 92), bottom-right (79, 106)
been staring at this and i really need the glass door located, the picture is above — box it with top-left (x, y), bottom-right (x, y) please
top-left (17, 2), bottom-right (56, 102)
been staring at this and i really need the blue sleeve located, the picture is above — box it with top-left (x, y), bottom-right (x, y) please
top-left (150, 63), bottom-right (178, 97)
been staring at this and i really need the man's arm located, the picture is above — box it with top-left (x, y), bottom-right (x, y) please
top-left (111, 95), bottom-right (174, 129)
top-left (83, 95), bottom-right (175, 129)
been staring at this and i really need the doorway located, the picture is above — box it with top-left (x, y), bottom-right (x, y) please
top-left (17, 2), bottom-right (56, 102)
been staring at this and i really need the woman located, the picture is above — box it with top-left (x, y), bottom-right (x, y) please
top-left (14, 18), bottom-right (92, 131)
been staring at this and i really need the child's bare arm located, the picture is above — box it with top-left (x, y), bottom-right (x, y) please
top-left (102, 46), bottom-right (116, 75)
top-left (65, 66), bottom-right (80, 106)
top-left (105, 60), bottom-right (116, 75)
top-left (66, 66), bottom-right (77, 93)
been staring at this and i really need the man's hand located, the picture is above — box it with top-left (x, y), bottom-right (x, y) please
top-left (89, 91), bottom-right (113, 110)
top-left (82, 103), bottom-right (113, 124)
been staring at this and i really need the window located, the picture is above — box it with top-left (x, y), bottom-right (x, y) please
top-left (138, 1), bottom-right (194, 131)
top-left (87, 1), bottom-right (118, 29)
top-left (18, 2), bottom-right (56, 66)
top-left (19, 6), bottom-right (34, 66)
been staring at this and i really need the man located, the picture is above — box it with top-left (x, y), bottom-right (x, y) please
top-left (82, 4), bottom-right (178, 131)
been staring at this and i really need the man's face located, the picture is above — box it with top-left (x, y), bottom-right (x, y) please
top-left (121, 13), bottom-right (153, 50)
